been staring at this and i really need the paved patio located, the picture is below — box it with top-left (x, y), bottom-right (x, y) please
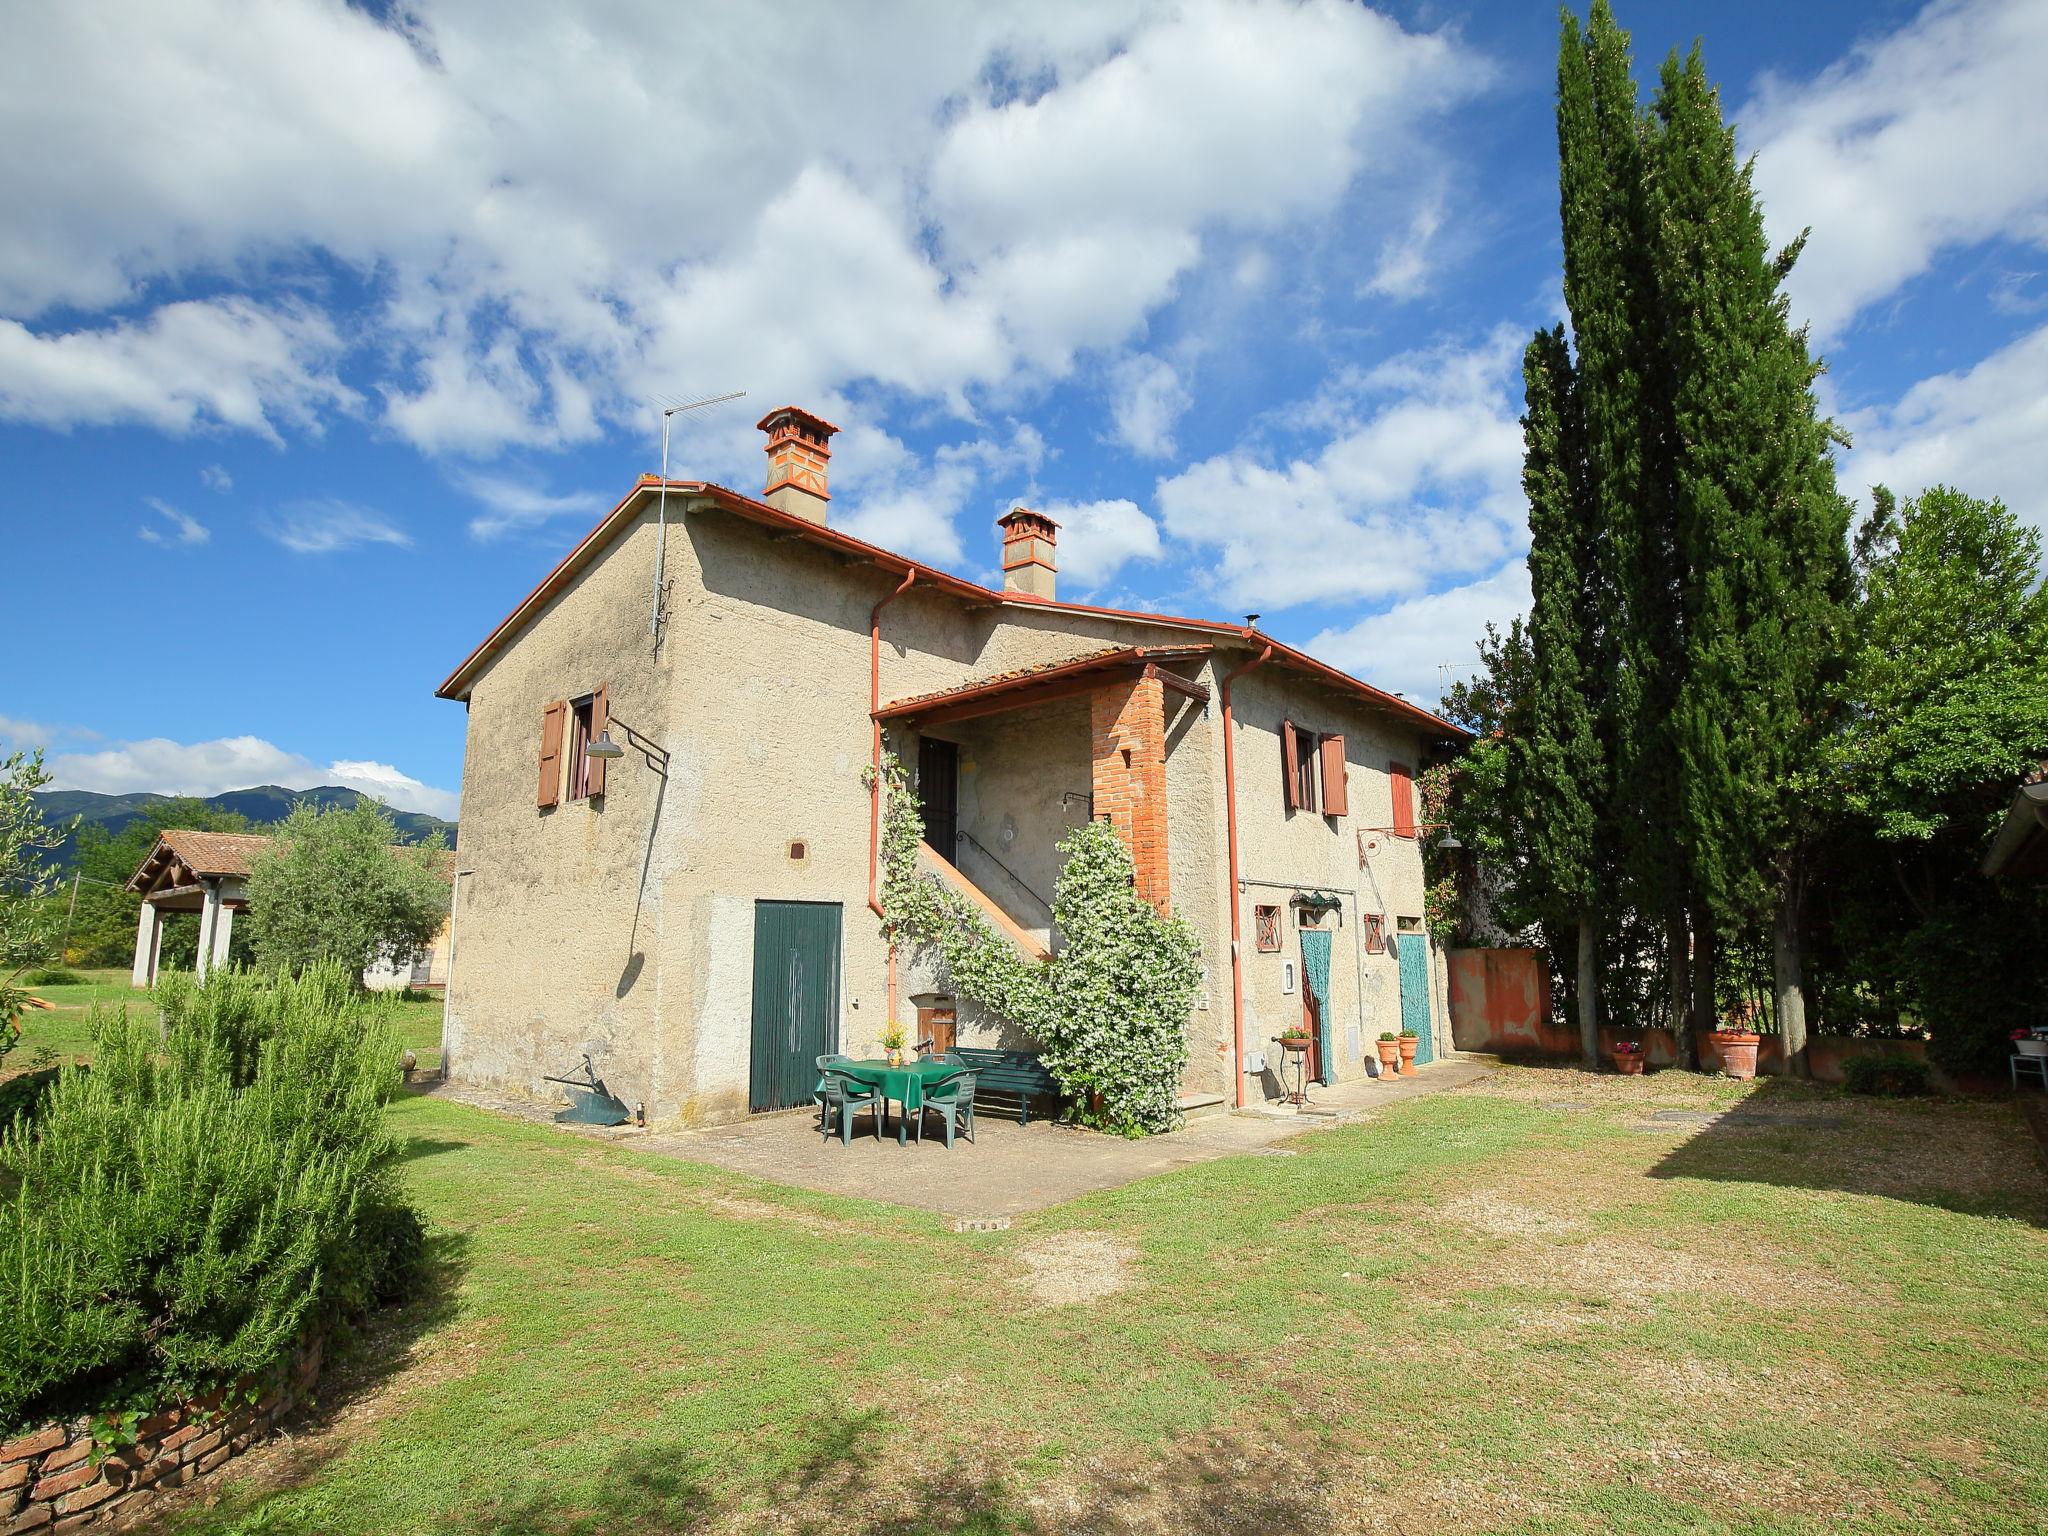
top-left (424, 1055), bottom-right (1493, 1219)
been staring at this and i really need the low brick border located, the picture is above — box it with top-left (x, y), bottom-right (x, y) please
top-left (1, 1336), bottom-right (321, 1534)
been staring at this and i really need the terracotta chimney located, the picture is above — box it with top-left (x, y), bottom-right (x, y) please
top-left (997, 508), bottom-right (1059, 601)
top-left (757, 405), bottom-right (838, 524)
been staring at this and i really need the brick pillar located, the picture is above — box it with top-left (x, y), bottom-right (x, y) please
top-left (1090, 671), bottom-right (1170, 913)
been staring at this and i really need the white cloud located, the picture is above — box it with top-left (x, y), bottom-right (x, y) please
top-left (1838, 321), bottom-right (2048, 532)
top-left (1363, 193), bottom-right (1444, 300)
top-left (199, 463), bottom-right (232, 492)
top-left (138, 497), bottom-right (209, 546)
top-left (835, 423), bottom-right (1047, 567)
top-left (42, 732), bottom-right (458, 819)
top-left (1107, 355), bottom-right (1192, 459)
top-left (452, 468), bottom-right (608, 541)
top-left (0, 298), bottom-right (357, 441)
top-left (1747, 0), bottom-right (2048, 339)
top-left (1034, 498), bottom-right (1164, 590)
top-left (0, 0), bottom-right (1485, 457)
top-left (263, 499), bottom-right (412, 554)
top-left (1307, 558), bottom-right (1530, 707)
top-left (1155, 326), bottom-right (1527, 612)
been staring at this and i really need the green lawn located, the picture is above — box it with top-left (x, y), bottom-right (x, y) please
top-left (156, 1066), bottom-right (2046, 1535)
top-left (8, 969), bottom-right (444, 1072)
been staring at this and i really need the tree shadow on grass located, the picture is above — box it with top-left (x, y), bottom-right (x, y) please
top-left (1642, 1073), bottom-right (2048, 1227)
top-left (392, 1135), bottom-right (475, 1165)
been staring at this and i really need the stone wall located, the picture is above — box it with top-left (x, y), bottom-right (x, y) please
top-left (1, 1337), bottom-right (320, 1533)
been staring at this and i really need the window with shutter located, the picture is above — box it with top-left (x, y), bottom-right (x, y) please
top-left (1390, 761), bottom-right (1417, 837)
top-left (1319, 734), bottom-right (1348, 817)
top-left (537, 700), bottom-right (567, 809)
top-left (1281, 718), bottom-right (1301, 810)
top-left (1282, 720), bottom-right (1318, 812)
top-left (587, 684), bottom-right (609, 798)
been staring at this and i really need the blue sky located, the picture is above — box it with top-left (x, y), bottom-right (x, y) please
top-left (4, 0), bottom-right (2043, 821)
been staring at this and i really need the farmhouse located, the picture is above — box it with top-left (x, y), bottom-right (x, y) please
top-left (435, 407), bottom-right (1467, 1126)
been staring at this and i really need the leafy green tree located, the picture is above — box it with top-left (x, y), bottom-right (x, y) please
top-left (243, 802), bottom-right (447, 980)
top-left (1650, 44), bottom-right (1853, 1073)
top-left (1, 752), bottom-right (75, 1057)
top-left (1511, 325), bottom-right (1609, 1067)
top-left (1812, 485), bottom-right (2048, 1073)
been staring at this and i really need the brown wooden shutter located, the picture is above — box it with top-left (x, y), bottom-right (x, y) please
top-left (1320, 735), bottom-right (1348, 816)
top-left (1281, 718), bottom-right (1301, 810)
top-left (537, 700), bottom-right (567, 808)
top-left (1390, 761), bottom-right (1416, 837)
top-left (586, 684), bottom-right (609, 798)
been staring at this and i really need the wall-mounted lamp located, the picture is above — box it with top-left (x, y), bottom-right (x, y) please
top-left (586, 730), bottom-right (626, 762)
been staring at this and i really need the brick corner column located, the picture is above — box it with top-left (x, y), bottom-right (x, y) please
top-left (1090, 672), bottom-right (1170, 913)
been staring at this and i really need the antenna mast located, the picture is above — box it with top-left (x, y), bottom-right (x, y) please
top-left (651, 391), bottom-right (746, 642)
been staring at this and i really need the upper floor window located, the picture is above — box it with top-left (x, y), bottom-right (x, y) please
top-left (1281, 720), bottom-right (1347, 817)
top-left (1389, 761), bottom-right (1417, 837)
top-left (536, 684), bottom-right (608, 809)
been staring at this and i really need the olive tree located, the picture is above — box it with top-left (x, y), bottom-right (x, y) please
top-left (244, 801), bottom-right (448, 981)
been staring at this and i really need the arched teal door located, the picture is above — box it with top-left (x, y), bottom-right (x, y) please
top-left (1397, 929), bottom-right (1434, 1064)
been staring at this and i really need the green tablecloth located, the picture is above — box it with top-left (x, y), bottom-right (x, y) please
top-left (837, 1057), bottom-right (955, 1113)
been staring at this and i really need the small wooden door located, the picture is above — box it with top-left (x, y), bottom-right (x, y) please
top-left (918, 738), bottom-right (960, 862)
top-left (1397, 923), bottom-right (1434, 1064)
top-left (749, 901), bottom-right (842, 1112)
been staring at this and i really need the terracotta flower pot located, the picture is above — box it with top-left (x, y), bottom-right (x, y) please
top-left (1611, 1052), bottom-right (1646, 1075)
top-left (1713, 1030), bottom-right (1760, 1081)
top-left (1281, 1036), bottom-right (1312, 1053)
top-left (1376, 1039), bottom-right (1401, 1074)
top-left (1397, 1036), bottom-right (1419, 1071)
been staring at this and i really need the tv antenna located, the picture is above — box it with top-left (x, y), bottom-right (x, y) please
top-left (651, 390), bottom-right (746, 641)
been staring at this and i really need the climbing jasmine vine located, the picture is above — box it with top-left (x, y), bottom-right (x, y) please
top-left (866, 748), bottom-right (1202, 1136)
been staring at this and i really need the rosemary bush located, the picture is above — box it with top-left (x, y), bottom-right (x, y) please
top-left (870, 750), bottom-right (1201, 1135)
top-left (0, 963), bottom-right (422, 1431)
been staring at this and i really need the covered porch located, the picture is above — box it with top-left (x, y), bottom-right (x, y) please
top-left (876, 643), bottom-right (1211, 956)
top-left (125, 830), bottom-right (270, 985)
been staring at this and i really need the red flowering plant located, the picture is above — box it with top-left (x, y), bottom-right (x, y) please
top-left (1611, 1039), bottom-right (1644, 1055)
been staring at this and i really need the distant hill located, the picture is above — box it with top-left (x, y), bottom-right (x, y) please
top-left (33, 785), bottom-right (457, 869)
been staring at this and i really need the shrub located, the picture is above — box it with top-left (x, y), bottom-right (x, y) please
top-left (1842, 1051), bottom-right (1933, 1098)
top-left (18, 967), bottom-right (86, 987)
top-left (0, 963), bottom-right (424, 1431)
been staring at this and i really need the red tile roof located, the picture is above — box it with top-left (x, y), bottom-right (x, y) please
top-left (433, 477), bottom-right (1470, 740)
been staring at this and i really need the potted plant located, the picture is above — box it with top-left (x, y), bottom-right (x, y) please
top-left (1610, 1038), bottom-right (1646, 1075)
top-left (1376, 1031), bottom-right (1401, 1075)
top-left (1397, 1027), bottom-right (1421, 1073)
top-left (2013, 1027), bottom-right (2048, 1060)
top-left (1278, 1025), bottom-right (1312, 1054)
top-left (879, 1020), bottom-right (907, 1067)
top-left (1712, 1004), bottom-right (1761, 1081)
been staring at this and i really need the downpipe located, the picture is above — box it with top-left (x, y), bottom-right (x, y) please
top-left (1220, 635), bottom-right (1275, 1108)
top-left (869, 570), bottom-right (917, 1024)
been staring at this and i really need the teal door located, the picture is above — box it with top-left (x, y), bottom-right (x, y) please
top-left (1300, 928), bottom-right (1335, 1083)
top-left (749, 901), bottom-right (842, 1112)
top-left (1397, 928), bottom-right (1435, 1064)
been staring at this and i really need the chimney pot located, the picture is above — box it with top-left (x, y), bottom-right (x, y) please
top-left (997, 508), bottom-right (1059, 601)
top-left (757, 405), bottom-right (839, 524)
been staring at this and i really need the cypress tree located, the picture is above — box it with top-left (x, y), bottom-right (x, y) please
top-left (1650, 47), bottom-right (1852, 1073)
top-left (1556, 2), bottom-right (1694, 1054)
top-left (1511, 326), bottom-right (1608, 1068)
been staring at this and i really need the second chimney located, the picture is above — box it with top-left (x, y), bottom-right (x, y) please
top-left (997, 508), bottom-right (1059, 601)
top-left (758, 405), bottom-right (838, 524)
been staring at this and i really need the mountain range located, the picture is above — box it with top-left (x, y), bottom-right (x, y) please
top-left (33, 785), bottom-right (457, 868)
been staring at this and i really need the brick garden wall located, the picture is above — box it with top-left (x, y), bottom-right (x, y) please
top-left (1, 1336), bottom-right (321, 1534)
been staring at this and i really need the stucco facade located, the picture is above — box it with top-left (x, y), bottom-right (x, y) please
top-left (439, 455), bottom-right (1463, 1129)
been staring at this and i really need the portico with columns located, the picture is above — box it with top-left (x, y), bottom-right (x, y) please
top-left (125, 830), bottom-right (268, 985)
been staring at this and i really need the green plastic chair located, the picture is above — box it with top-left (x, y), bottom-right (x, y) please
top-left (812, 1053), bottom-right (851, 1132)
top-left (817, 1061), bottom-right (880, 1146)
top-left (919, 1069), bottom-right (977, 1149)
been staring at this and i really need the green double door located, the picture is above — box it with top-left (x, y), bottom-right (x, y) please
top-left (749, 901), bottom-right (842, 1112)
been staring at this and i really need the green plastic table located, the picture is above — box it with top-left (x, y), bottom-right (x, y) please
top-left (837, 1058), bottom-right (957, 1145)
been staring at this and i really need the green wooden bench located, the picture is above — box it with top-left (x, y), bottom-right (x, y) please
top-left (950, 1047), bottom-right (1060, 1126)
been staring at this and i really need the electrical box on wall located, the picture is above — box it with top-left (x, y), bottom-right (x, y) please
top-left (1244, 1050), bottom-right (1268, 1075)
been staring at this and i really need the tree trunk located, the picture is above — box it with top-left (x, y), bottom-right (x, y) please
top-left (1667, 906), bottom-right (1695, 1070)
top-left (1576, 911), bottom-right (1600, 1071)
top-left (1774, 877), bottom-right (1809, 1079)
top-left (1690, 903), bottom-right (1717, 1055)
